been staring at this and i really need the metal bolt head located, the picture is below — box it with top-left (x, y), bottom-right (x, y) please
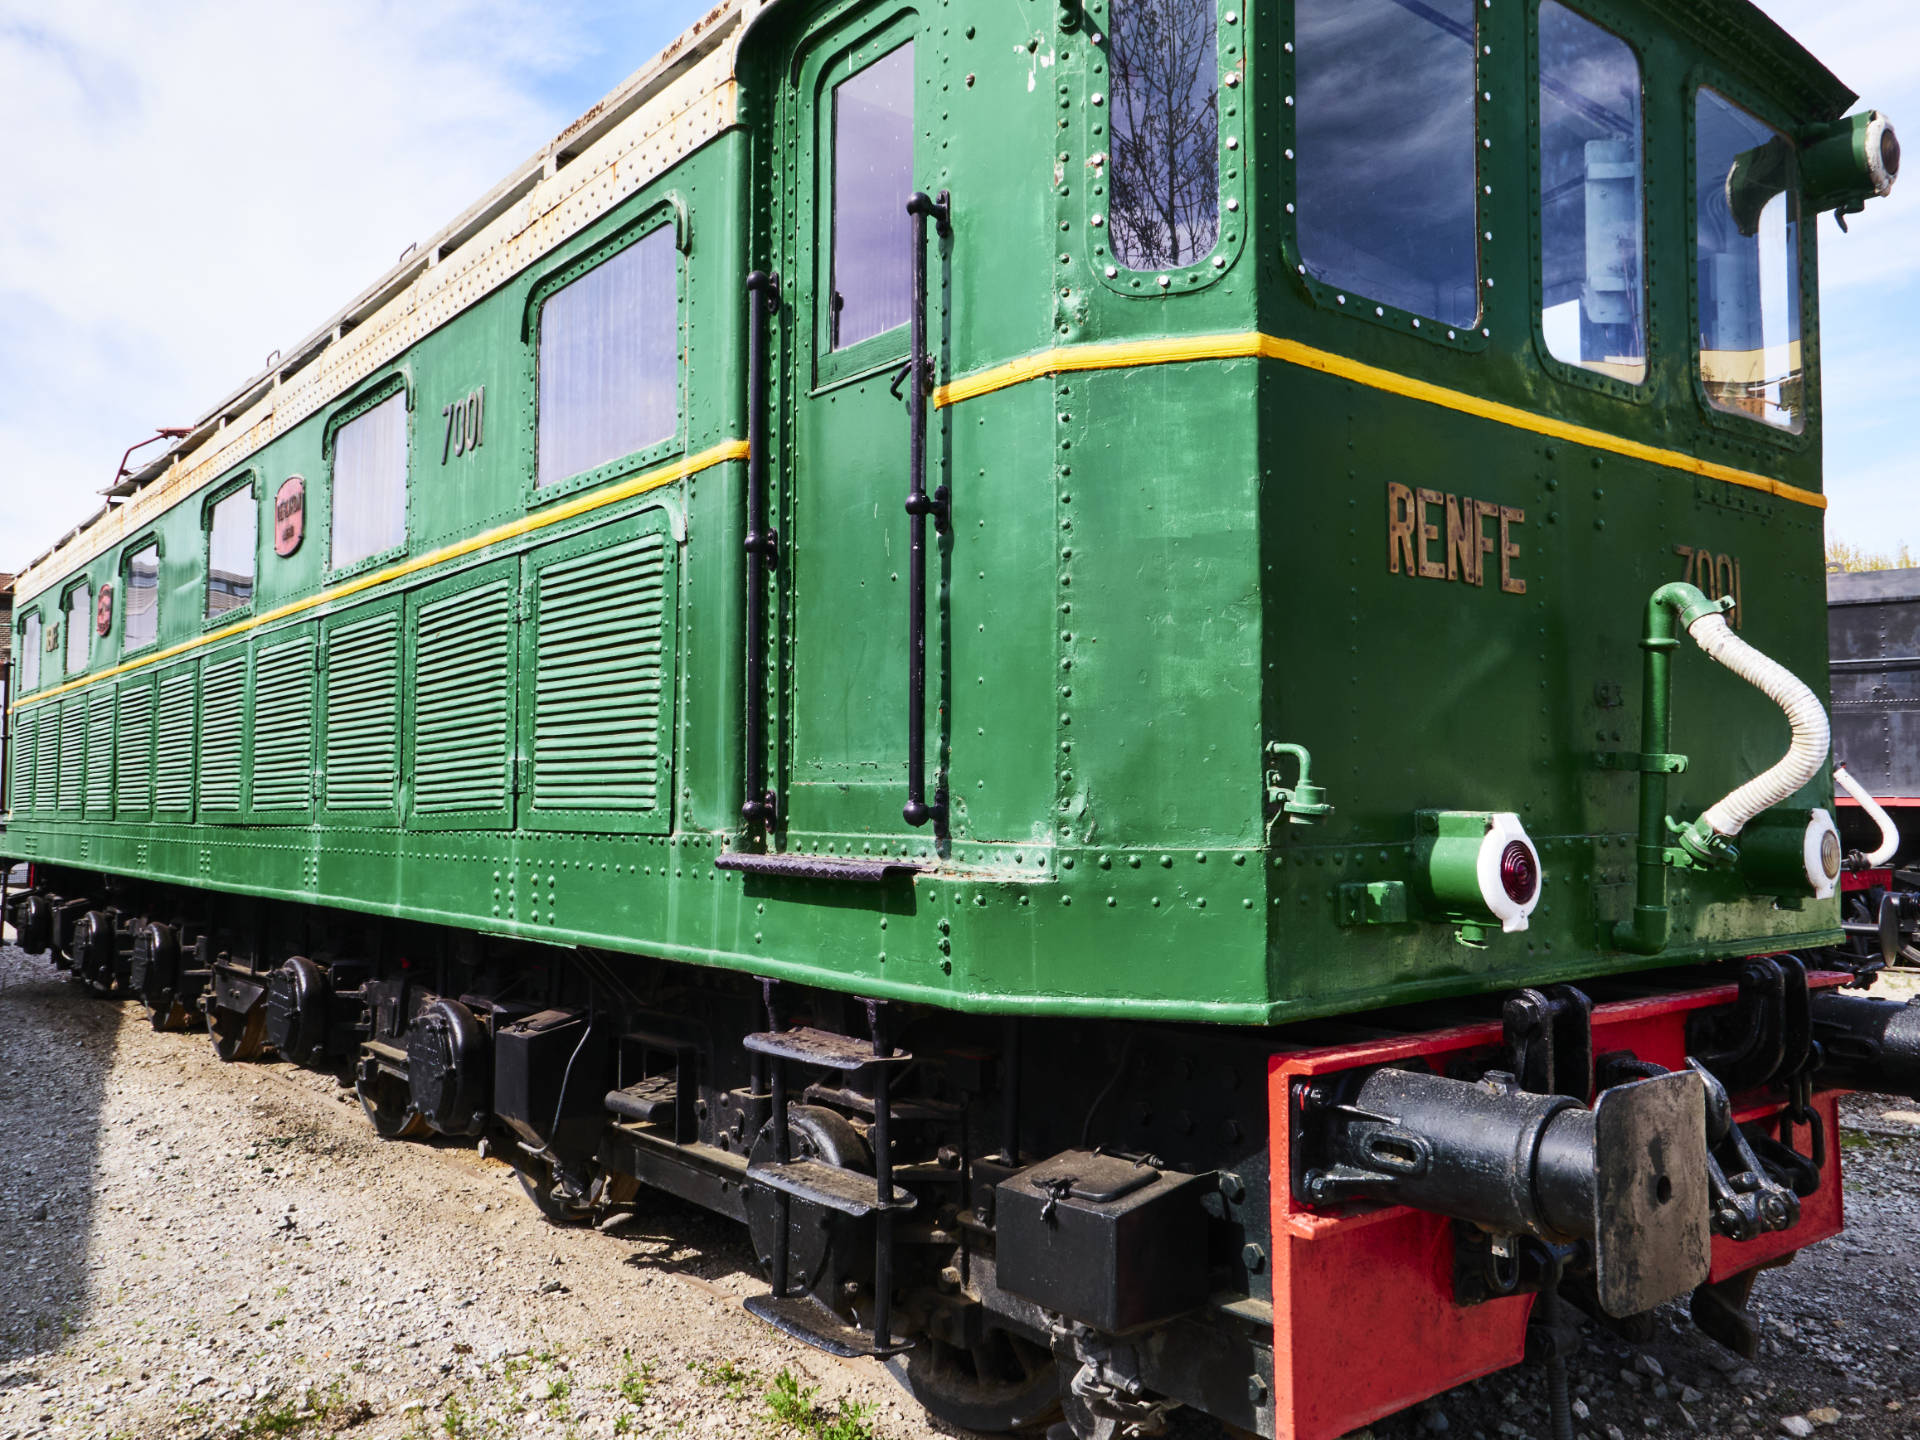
top-left (1241, 1242), bottom-right (1267, 1273)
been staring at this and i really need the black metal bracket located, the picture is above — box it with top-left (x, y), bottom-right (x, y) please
top-left (742, 270), bottom-right (782, 829)
top-left (1504, 984), bottom-right (1594, 1098)
top-left (1687, 955), bottom-right (1812, 1092)
top-left (902, 190), bottom-right (951, 831)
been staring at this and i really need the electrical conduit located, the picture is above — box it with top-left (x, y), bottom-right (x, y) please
top-left (1834, 763), bottom-right (1900, 866)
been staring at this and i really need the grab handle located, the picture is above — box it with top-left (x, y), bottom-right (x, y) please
top-left (902, 191), bottom-right (951, 829)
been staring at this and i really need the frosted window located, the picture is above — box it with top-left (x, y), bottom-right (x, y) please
top-left (126, 544), bottom-right (160, 649)
top-left (1539, 4), bottom-right (1645, 383)
top-left (332, 393), bottom-right (409, 566)
top-left (1296, 0), bottom-right (1479, 328)
top-left (66, 584), bottom-right (90, 675)
top-left (831, 42), bottom-right (915, 349)
top-left (1110, 0), bottom-right (1220, 270)
top-left (538, 227), bottom-right (678, 488)
top-left (20, 613), bottom-right (40, 691)
top-left (208, 486), bottom-right (257, 617)
top-left (1697, 89), bottom-right (1802, 431)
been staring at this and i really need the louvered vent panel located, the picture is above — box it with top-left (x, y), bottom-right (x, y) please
top-left (413, 579), bottom-right (513, 815)
top-left (326, 610), bottom-right (400, 812)
top-left (84, 694), bottom-right (114, 815)
top-left (115, 687), bottom-right (154, 813)
top-left (36, 709), bottom-right (60, 811)
top-left (533, 534), bottom-right (669, 817)
top-left (59, 702), bottom-right (86, 811)
top-left (11, 712), bottom-right (35, 815)
top-left (155, 671), bottom-right (197, 814)
top-left (252, 633), bottom-right (316, 813)
top-left (200, 655), bottom-right (247, 814)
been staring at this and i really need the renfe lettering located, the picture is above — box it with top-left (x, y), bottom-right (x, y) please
top-left (1387, 482), bottom-right (1526, 595)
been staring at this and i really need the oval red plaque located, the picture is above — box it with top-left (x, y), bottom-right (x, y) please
top-left (274, 476), bottom-right (306, 557)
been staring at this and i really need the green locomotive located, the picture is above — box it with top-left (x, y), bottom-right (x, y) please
top-left (1, 0), bottom-right (1905, 1433)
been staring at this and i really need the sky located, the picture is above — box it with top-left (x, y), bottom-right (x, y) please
top-left (0, 0), bottom-right (1913, 576)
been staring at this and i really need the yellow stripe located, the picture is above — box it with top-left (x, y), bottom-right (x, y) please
top-left (933, 332), bottom-right (1826, 512)
top-left (10, 440), bottom-right (748, 715)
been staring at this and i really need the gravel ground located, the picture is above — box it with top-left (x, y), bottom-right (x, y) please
top-left (0, 940), bottom-right (959, 1440)
top-left (5, 933), bottom-right (1920, 1440)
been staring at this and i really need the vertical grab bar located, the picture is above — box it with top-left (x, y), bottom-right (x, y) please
top-left (742, 271), bottom-right (782, 829)
top-left (903, 190), bottom-right (951, 829)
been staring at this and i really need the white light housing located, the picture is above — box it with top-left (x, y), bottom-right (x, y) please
top-left (1804, 809), bottom-right (1842, 900)
top-left (1478, 813), bottom-right (1544, 933)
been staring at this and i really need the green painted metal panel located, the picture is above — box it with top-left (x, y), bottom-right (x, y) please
top-left (114, 680), bottom-right (155, 818)
top-left (154, 665), bottom-right (198, 819)
top-left (250, 627), bottom-right (317, 820)
top-left (58, 699), bottom-right (87, 815)
top-left (323, 601), bottom-right (402, 822)
top-left (408, 558), bottom-right (517, 829)
top-left (522, 510), bottom-right (676, 835)
top-left (199, 648), bottom-right (248, 818)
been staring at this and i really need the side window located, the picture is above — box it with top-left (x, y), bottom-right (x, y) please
top-left (126, 544), bottom-right (161, 650)
top-left (1538, 3), bottom-right (1645, 384)
top-left (1108, 0), bottom-right (1220, 271)
top-left (1696, 88), bottom-right (1803, 431)
top-left (208, 485), bottom-right (258, 618)
top-left (331, 393), bottom-right (409, 568)
top-left (1295, 0), bottom-right (1479, 330)
top-left (829, 41), bottom-right (915, 350)
top-left (65, 583), bottom-right (91, 676)
top-left (19, 613), bottom-right (40, 692)
top-left (537, 227), bottom-right (679, 490)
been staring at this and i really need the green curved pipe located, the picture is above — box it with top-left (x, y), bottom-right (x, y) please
top-left (1614, 583), bottom-right (1724, 955)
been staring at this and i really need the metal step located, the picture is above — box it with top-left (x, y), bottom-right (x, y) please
top-left (743, 1025), bottom-right (911, 1071)
top-left (743, 1293), bottom-right (915, 1359)
top-left (715, 852), bottom-right (930, 883)
top-left (605, 1076), bottom-right (679, 1125)
top-left (746, 1157), bottom-right (917, 1218)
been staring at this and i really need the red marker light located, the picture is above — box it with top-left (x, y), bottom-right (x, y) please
top-left (1499, 841), bottom-right (1538, 905)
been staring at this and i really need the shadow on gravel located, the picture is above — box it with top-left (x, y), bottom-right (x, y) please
top-left (0, 944), bottom-right (122, 1369)
top-left (614, 1192), bottom-right (763, 1287)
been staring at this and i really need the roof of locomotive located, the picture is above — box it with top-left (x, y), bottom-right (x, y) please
top-left (1829, 567), bottom-right (1920, 606)
top-left (11, 0), bottom-right (1856, 604)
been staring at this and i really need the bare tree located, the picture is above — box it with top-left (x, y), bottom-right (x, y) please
top-left (1109, 0), bottom-right (1220, 270)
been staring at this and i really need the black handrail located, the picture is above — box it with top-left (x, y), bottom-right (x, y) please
top-left (742, 270), bottom-right (782, 829)
top-left (902, 191), bottom-right (951, 830)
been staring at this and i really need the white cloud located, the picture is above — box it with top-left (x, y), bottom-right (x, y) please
top-left (0, 0), bottom-right (694, 572)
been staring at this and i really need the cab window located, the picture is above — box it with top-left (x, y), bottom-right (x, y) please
top-left (126, 543), bottom-right (160, 649)
top-left (1696, 88), bottom-right (1803, 431)
top-left (19, 612), bottom-right (41, 692)
top-left (829, 41), bottom-right (915, 350)
top-left (1538, 3), bottom-right (1645, 383)
top-left (1295, 0), bottom-right (1479, 328)
top-left (1108, 0), bottom-right (1219, 270)
top-left (207, 484), bottom-right (257, 618)
top-left (331, 394), bottom-right (409, 568)
top-left (537, 226), bottom-right (678, 489)
top-left (65, 583), bottom-right (90, 675)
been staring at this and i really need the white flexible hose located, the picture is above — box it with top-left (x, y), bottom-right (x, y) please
top-left (1835, 762), bottom-right (1901, 865)
top-left (1684, 612), bottom-right (1830, 837)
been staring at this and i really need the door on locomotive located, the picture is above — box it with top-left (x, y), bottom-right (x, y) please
top-left (766, 10), bottom-right (946, 849)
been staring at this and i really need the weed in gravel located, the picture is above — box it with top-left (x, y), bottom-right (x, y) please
top-left (765, 1369), bottom-right (878, 1440)
top-left (618, 1351), bottom-right (654, 1405)
top-left (226, 1379), bottom-right (371, 1438)
top-left (693, 1357), bottom-right (759, 1401)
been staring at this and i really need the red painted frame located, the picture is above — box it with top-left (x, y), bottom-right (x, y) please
top-left (1264, 981), bottom-right (1847, 1440)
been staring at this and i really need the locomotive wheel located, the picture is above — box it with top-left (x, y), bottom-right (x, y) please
top-left (72, 911), bottom-right (118, 998)
top-left (891, 1325), bottom-right (1062, 1434)
top-left (208, 1001), bottom-right (268, 1062)
top-left (517, 1163), bottom-right (597, 1226)
top-left (744, 1106), bottom-right (873, 1302)
top-left (357, 1072), bottom-right (429, 1140)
